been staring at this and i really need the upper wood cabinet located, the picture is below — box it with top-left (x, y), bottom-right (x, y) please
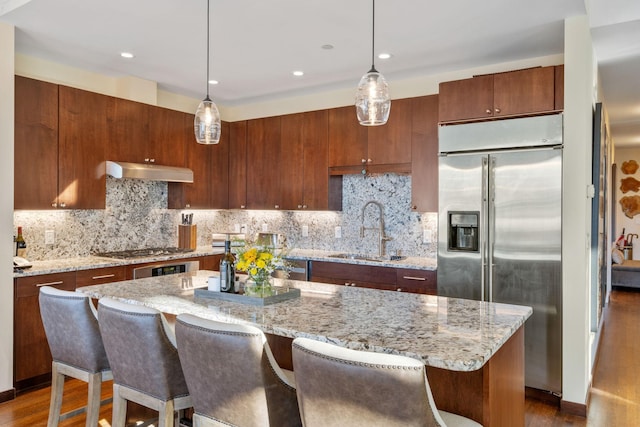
top-left (107, 98), bottom-right (186, 167)
top-left (228, 121), bottom-right (248, 209)
top-left (168, 117), bottom-right (229, 209)
top-left (280, 110), bottom-right (340, 210)
top-left (14, 76), bottom-right (59, 210)
top-left (410, 95), bottom-right (439, 212)
top-left (438, 66), bottom-right (559, 123)
top-left (246, 117), bottom-right (282, 209)
top-left (58, 85), bottom-right (108, 209)
top-left (328, 99), bottom-right (412, 175)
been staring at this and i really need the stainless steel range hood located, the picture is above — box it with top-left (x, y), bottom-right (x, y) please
top-left (106, 161), bottom-right (194, 183)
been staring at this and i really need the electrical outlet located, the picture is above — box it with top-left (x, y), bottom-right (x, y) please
top-left (241, 224), bottom-right (248, 233)
top-left (45, 230), bottom-right (55, 245)
top-left (262, 223), bottom-right (268, 232)
top-left (302, 225), bottom-right (309, 237)
top-left (334, 226), bottom-right (342, 239)
top-left (422, 229), bottom-right (430, 244)
top-left (233, 223), bottom-right (241, 233)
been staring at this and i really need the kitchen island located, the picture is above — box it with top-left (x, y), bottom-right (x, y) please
top-left (78, 270), bottom-right (531, 427)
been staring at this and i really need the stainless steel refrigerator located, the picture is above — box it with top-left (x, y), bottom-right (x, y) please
top-left (437, 114), bottom-right (563, 395)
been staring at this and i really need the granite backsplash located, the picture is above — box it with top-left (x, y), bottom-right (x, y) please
top-left (14, 174), bottom-right (437, 261)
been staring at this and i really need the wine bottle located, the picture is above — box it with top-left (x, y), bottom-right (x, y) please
top-left (15, 226), bottom-right (27, 258)
top-left (219, 240), bottom-right (236, 293)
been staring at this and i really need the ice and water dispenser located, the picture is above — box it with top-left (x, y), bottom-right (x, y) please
top-left (448, 211), bottom-right (479, 252)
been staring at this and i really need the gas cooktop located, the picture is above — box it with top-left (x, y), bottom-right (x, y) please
top-left (94, 247), bottom-right (195, 260)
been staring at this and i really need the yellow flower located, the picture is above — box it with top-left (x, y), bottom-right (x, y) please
top-left (256, 259), bottom-right (266, 269)
top-left (250, 267), bottom-right (258, 276)
top-left (244, 248), bottom-right (258, 263)
top-left (259, 252), bottom-right (272, 261)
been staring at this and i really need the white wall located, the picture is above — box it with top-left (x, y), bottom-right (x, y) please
top-left (562, 15), bottom-right (596, 406)
top-left (0, 22), bottom-right (15, 395)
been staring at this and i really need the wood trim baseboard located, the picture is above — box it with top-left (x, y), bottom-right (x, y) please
top-left (0, 388), bottom-right (16, 404)
top-left (560, 399), bottom-right (587, 417)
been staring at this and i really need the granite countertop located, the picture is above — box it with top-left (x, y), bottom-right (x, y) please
top-left (77, 270), bottom-right (531, 372)
top-left (13, 247), bottom-right (436, 278)
top-left (13, 246), bottom-right (225, 277)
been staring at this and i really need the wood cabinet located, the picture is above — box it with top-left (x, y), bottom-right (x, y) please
top-left (439, 66), bottom-right (559, 124)
top-left (14, 272), bottom-right (76, 390)
top-left (229, 121), bottom-right (248, 209)
top-left (554, 65), bottom-right (564, 111)
top-left (58, 85), bottom-right (108, 209)
top-left (328, 99), bottom-right (412, 175)
top-left (246, 117), bottom-right (282, 209)
top-left (310, 260), bottom-right (436, 294)
top-left (196, 254), bottom-right (223, 270)
top-left (169, 118), bottom-right (229, 209)
top-left (410, 95), bottom-right (439, 212)
top-left (76, 266), bottom-right (126, 288)
top-left (107, 99), bottom-right (186, 167)
top-left (14, 76), bottom-right (59, 210)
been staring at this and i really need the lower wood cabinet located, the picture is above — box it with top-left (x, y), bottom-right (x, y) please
top-left (14, 272), bottom-right (76, 390)
top-left (76, 265), bottom-right (126, 287)
top-left (310, 260), bottom-right (436, 294)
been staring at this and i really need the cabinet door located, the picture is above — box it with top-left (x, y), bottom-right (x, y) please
top-left (280, 113), bottom-right (305, 210)
top-left (229, 121), bottom-right (248, 209)
top-left (58, 86), bottom-right (108, 209)
top-left (302, 110), bottom-right (330, 210)
top-left (14, 272), bottom-right (76, 389)
top-left (493, 66), bottom-right (555, 117)
top-left (328, 106), bottom-right (368, 171)
top-left (367, 97), bottom-right (412, 167)
top-left (554, 65), bottom-right (564, 111)
top-left (246, 117), bottom-right (282, 209)
top-left (411, 95), bottom-right (439, 212)
top-left (14, 76), bottom-right (59, 210)
top-left (439, 74), bottom-right (494, 123)
top-left (107, 97), bottom-right (148, 163)
top-left (148, 105), bottom-right (187, 167)
top-left (396, 268), bottom-right (437, 294)
top-left (210, 121), bottom-right (230, 208)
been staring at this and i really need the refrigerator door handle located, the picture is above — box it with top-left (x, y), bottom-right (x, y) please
top-left (487, 156), bottom-right (496, 302)
top-left (480, 157), bottom-right (488, 302)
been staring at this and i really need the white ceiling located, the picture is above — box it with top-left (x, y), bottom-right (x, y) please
top-left (1, 0), bottom-right (639, 146)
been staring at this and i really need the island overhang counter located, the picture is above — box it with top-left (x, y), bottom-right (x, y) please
top-left (77, 270), bottom-right (532, 427)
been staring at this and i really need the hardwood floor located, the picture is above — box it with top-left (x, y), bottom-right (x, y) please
top-left (1, 289), bottom-right (639, 426)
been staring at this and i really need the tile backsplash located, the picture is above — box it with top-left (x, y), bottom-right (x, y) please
top-left (14, 174), bottom-right (437, 261)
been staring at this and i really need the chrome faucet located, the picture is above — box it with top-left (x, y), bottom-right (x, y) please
top-left (360, 200), bottom-right (391, 258)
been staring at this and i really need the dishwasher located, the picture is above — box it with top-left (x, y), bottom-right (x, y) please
top-left (274, 258), bottom-right (309, 281)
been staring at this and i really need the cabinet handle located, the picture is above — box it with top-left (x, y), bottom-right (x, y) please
top-left (298, 204), bottom-right (303, 209)
top-left (411, 205), bottom-right (417, 210)
top-left (274, 205), bottom-right (280, 209)
top-left (361, 159), bottom-right (367, 164)
top-left (303, 205), bottom-right (307, 209)
top-left (486, 109), bottom-right (492, 114)
top-left (397, 288), bottom-right (402, 292)
top-left (402, 276), bottom-right (426, 281)
top-left (144, 158), bottom-right (150, 162)
top-left (92, 274), bottom-right (115, 280)
top-left (367, 158), bottom-right (372, 163)
top-left (59, 202), bottom-right (66, 208)
top-left (149, 158), bottom-right (155, 163)
top-left (240, 205), bottom-right (246, 209)
top-left (36, 281), bottom-right (64, 287)
top-left (51, 202), bottom-right (57, 208)
top-left (185, 204), bottom-right (191, 208)
top-left (494, 108), bottom-right (501, 114)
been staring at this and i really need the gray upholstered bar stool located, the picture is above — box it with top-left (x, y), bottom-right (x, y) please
top-left (292, 337), bottom-right (482, 427)
top-left (39, 286), bottom-right (112, 427)
top-left (97, 298), bottom-right (191, 427)
top-left (175, 313), bottom-right (301, 427)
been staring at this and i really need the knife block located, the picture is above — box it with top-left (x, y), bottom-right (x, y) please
top-left (178, 225), bottom-right (197, 250)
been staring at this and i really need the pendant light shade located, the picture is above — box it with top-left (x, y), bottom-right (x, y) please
top-left (355, 0), bottom-right (390, 126)
top-left (195, 0), bottom-right (221, 144)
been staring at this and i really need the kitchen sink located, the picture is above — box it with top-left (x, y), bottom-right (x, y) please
top-left (328, 253), bottom-right (406, 262)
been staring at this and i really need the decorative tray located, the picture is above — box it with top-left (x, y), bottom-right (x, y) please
top-left (194, 286), bottom-right (300, 306)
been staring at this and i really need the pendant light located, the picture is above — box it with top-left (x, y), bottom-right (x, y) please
top-left (355, 0), bottom-right (390, 126)
top-left (194, 0), bottom-right (221, 144)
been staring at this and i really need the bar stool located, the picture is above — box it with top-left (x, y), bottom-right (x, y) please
top-left (39, 286), bottom-right (112, 427)
top-left (97, 298), bottom-right (191, 427)
top-left (292, 337), bottom-right (482, 427)
top-left (175, 313), bottom-right (301, 427)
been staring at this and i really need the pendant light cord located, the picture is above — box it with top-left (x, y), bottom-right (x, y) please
top-left (370, 0), bottom-right (376, 72)
top-left (206, 0), bottom-right (210, 98)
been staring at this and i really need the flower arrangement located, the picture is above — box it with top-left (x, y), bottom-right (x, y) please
top-left (235, 244), bottom-right (287, 296)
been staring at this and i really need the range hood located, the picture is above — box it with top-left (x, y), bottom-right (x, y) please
top-left (106, 161), bottom-right (194, 183)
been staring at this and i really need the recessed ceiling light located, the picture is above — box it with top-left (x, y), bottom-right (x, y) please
top-left (208, 79), bottom-right (219, 85)
top-left (120, 52), bottom-right (134, 59)
top-left (321, 44), bottom-right (334, 50)
top-left (378, 53), bottom-right (392, 60)
top-left (293, 71), bottom-right (304, 77)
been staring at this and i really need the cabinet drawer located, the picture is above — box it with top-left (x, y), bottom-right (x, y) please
top-left (15, 271), bottom-right (76, 298)
top-left (396, 269), bottom-right (437, 294)
top-left (76, 266), bottom-right (126, 287)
